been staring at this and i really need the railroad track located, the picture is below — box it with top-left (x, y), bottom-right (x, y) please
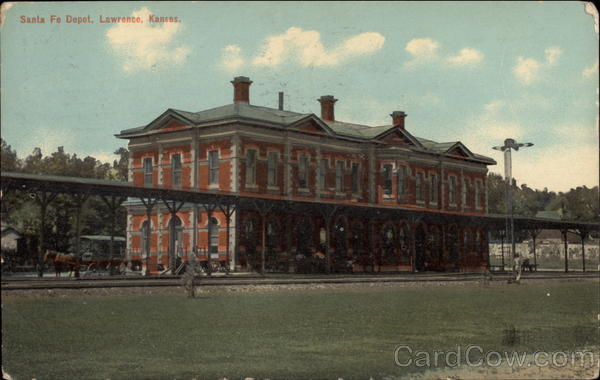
top-left (1, 271), bottom-right (597, 290)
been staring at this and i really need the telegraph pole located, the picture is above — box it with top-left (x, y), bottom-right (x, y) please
top-left (492, 138), bottom-right (533, 283)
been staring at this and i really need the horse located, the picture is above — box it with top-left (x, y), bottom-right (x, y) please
top-left (44, 250), bottom-right (78, 277)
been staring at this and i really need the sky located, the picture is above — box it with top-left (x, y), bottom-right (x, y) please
top-left (1, 1), bottom-right (598, 192)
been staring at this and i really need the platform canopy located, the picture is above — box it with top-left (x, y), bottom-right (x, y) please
top-left (1, 171), bottom-right (597, 232)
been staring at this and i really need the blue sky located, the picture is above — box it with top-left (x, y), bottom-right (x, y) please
top-left (1, 1), bottom-right (598, 192)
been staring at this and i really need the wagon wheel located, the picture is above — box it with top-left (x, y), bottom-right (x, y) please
top-left (86, 263), bottom-right (96, 275)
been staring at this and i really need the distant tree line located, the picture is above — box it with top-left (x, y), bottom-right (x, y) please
top-left (1, 138), bottom-right (129, 263)
top-left (486, 172), bottom-right (599, 222)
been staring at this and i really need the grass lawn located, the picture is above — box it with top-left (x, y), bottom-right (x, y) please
top-left (2, 281), bottom-right (599, 379)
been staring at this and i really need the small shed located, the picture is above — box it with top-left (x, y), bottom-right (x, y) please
top-left (1, 225), bottom-right (22, 251)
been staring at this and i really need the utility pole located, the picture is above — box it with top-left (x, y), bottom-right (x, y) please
top-left (492, 138), bottom-right (533, 283)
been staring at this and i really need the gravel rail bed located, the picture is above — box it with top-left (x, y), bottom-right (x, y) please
top-left (2, 277), bottom-right (598, 300)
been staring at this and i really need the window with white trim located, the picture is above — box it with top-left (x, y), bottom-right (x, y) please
top-left (246, 149), bottom-right (257, 186)
top-left (143, 157), bottom-right (153, 186)
top-left (298, 154), bottom-right (308, 188)
top-left (430, 173), bottom-right (438, 204)
top-left (449, 176), bottom-right (457, 205)
top-left (382, 164), bottom-right (393, 196)
top-left (351, 162), bottom-right (360, 194)
top-left (462, 178), bottom-right (470, 208)
top-left (416, 172), bottom-right (424, 202)
top-left (319, 158), bottom-right (328, 191)
top-left (171, 154), bottom-right (182, 187)
top-left (267, 151), bottom-right (278, 187)
top-left (335, 161), bottom-right (344, 193)
top-left (208, 150), bottom-right (219, 186)
top-left (475, 180), bottom-right (482, 209)
top-left (397, 165), bottom-right (407, 201)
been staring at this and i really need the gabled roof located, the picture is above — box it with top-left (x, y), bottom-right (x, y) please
top-left (116, 103), bottom-right (496, 165)
top-left (446, 142), bottom-right (475, 157)
top-left (370, 125), bottom-right (424, 148)
top-left (117, 104), bottom-right (309, 136)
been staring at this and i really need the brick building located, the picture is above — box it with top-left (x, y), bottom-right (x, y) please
top-left (117, 76), bottom-right (496, 273)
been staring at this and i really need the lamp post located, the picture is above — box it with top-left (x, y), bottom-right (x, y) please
top-left (492, 138), bottom-right (533, 282)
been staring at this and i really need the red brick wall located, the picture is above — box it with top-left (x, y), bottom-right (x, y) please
top-left (131, 149), bottom-right (159, 187)
top-left (161, 144), bottom-right (193, 189)
top-left (240, 140), bottom-right (285, 195)
top-left (198, 140), bottom-right (232, 191)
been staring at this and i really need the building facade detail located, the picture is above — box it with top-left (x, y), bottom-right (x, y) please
top-left (117, 77), bottom-right (496, 273)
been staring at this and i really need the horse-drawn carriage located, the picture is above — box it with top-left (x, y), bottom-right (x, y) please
top-left (45, 235), bottom-right (126, 276)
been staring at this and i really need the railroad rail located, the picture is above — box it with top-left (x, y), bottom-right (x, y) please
top-left (2, 271), bottom-right (597, 291)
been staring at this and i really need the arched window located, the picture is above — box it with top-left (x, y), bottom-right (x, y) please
top-left (295, 217), bottom-right (313, 256)
top-left (415, 225), bottom-right (427, 271)
top-left (475, 229), bottom-right (482, 258)
top-left (381, 224), bottom-right (397, 265)
top-left (333, 218), bottom-right (348, 260)
top-left (266, 220), bottom-right (279, 250)
top-left (350, 222), bottom-right (364, 259)
top-left (266, 219), bottom-right (279, 270)
top-left (209, 217), bottom-right (219, 254)
top-left (168, 216), bottom-right (183, 257)
top-left (141, 220), bottom-right (150, 255)
top-left (429, 226), bottom-right (441, 263)
top-left (243, 217), bottom-right (257, 254)
top-left (447, 226), bottom-right (459, 265)
top-left (463, 229), bottom-right (472, 257)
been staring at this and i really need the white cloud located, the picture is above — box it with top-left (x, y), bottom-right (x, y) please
top-left (583, 61), bottom-right (599, 77)
top-left (513, 46), bottom-right (562, 85)
top-left (513, 57), bottom-right (542, 84)
top-left (405, 39), bottom-right (484, 68)
top-left (446, 47), bottom-right (484, 66)
top-left (515, 143), bottom-right (598, 192)
top-left (106, 7), bottom-right (189, 73)
top-left (404, 38), bottom-right (440, 67)
top-left (252, 27), bottom-right (385, 67)
top-left (462, 103), bottom-right (598, 192)
top-left (544, 46), bottom-right (562, 65)
top-left (484, 100), bottom-right (507, 114)
top-left (88, 151), bottom-right (118, 163)
top-left (220, 45), bottom-right (245, 72)
top-left (24, 128), bottom-right (75, 157)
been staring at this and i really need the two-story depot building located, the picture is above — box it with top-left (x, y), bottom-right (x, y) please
top-left (116, 77), bottom-right (496, 274)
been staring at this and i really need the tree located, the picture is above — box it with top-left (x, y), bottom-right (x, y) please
top-left (2, 141), bottom-right (130, 269)
top-left (112, 147), bottom-right (129, 181)
top-left (1, 138), bottom-right (20, 172)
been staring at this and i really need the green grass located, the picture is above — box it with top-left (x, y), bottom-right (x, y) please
top-left (2, 282), bottom-right (599, 379)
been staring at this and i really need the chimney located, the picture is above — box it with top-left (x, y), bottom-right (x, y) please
top-left (231, 76), bottom-right (252, 104)
top-left (278, 92), bottom-right (284, 111)
top-left (390, 111), bottom-right (407, 129)
top-left (318, 95), bottom-right (337, 121)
